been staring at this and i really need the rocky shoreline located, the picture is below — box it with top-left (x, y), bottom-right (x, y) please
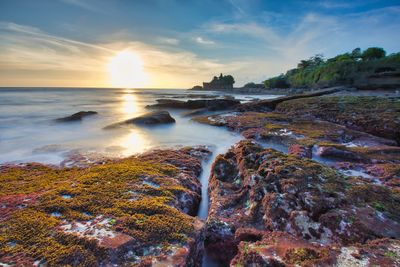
top-left (1, 88), bottom-right (400, 266)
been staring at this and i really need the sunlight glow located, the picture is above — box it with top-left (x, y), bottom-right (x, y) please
top-left (107, 51), bottom-right (149, 88)
top-left (117, 130), bottom-right (150, 156)
top-left (121, 90), bottom-right (138, 118)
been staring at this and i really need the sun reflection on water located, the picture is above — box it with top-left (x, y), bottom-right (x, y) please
top-left (121, 90), bottom-right (138, 117)
top-left (115, 89), bottom-right (151, 155)
top-left (118, 130), bottom-right (150, 156)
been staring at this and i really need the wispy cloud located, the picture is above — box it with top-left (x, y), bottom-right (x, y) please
top-left (192, 5), bottom-right (400, 83)
top-left (318, 0), bottom-right (354, 9)
top-left (158, 37), bottom-right (180, 45)
top-left (193, 36), bottom-right (215, 45)
top-left (228, 0), bottom-right (246, 16)
top-left (59, 0), bottom-right (101, 13)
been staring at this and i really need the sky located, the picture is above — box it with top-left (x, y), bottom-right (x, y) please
top-left (0, 0), bottom-right (399, 88)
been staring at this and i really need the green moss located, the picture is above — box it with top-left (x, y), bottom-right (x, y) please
top-left (0, 209), bottom-right (102, 266)
top-left (0, 155), bottom-right (197, 265)
top-left (372, 202), bottom-right (386, 212)
top-left (276, 96), bottom-right (400, 142)
top-left (346, 181), bottom-right (400, 220)
top-left (284, 247), bottom-right (320, 264)
top-left (384, 250), bottom-right (397, 259)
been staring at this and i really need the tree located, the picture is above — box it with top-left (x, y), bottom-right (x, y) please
top-left (244, 82), bottom-right (256, 88)
top-left (351, 48), bottom-right (362, 60)
top-left (264, 74), bottom-right (290, 88)
top-left (298, 60), bottom-right (312, 69)
top-left (297, 54), bottom-right (325, 68)
top-left (311, 54), bottom-right (325, 65)
top-left (362, 47), bottom-right (386, 61)
top-left (222, 75), bottom-right (235, 85)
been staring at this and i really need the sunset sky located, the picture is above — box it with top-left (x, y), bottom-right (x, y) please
top-left (0, 0), bottom-right (399, 88)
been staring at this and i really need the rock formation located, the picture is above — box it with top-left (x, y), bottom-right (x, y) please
top-left (55, 111), bottom-right (98, 122)
top-left (146, 99), bottom-right (240, 111)
top-left (104, 110), bottom-right (175, 129)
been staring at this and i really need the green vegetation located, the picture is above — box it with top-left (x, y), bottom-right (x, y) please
top-left (264, 47), bottom-right (400, 88)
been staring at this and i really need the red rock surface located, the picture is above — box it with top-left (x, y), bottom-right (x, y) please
top-left (206, 140), bottom-right (400, 265)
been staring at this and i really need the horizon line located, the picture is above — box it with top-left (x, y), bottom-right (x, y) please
top-left (0, 86), bottom-right (189, 90)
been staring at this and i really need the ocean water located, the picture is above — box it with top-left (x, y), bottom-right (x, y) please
top-left (0, 87), bottom-right (277, 165)
top-left (0, 87), bottom-right (279, 266)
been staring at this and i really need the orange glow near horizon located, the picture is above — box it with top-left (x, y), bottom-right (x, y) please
top-left (107, 51), bottom-right (149, 88)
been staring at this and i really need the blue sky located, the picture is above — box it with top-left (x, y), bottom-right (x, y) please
top-left (0, 0), bottom-right (399, 87)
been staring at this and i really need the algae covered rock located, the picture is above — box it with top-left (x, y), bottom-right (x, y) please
top-left (276, 96), bottom-right (400, 144)
top-left (231, 232), bottom-right (400, 267)
top-left (194, 96), bottom-right (400, 187)
top-left (205, 140), bottom-right (400, 265)
top-left (0, 146), bottom-right (211, 266)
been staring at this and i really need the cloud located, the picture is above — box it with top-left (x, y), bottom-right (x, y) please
top-left (0, 22), bottom-right (237, 87)
top-left (193, 36), bottom-right (215, 45)
top-left (318, 1), bottom-right (354, 9)
top-left (227, 0), bottom-right (245, 16)
top-left (1, 3), bottom-right (399, 87)
top-left (192, 5), bottom-right (400, 84)
top-left (158, 37), bottom-right (180, 45)
top-left (59, 0), bottom-right (101, 13)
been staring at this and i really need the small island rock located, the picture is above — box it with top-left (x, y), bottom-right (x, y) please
top-left (55, 111), bottom-right (98, 122)
top-left (104, 110), bottom-right (175, 129)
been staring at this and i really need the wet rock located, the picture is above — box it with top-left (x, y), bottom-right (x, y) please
top-left (195, 107), bottom-right (400, 189)
top-left (276, 96), bottom-right (400, 145)
top-left (55, 111), bottom-right (97, 122)
top-left (146, 99), bottom-right (240, 110)
top-left (316, 145), bottom-right (364, 161)
top-left (236, 87), bottom-right (344, 112)
top-left (104, 111), bottom-right (175, 129)
top-left (181, 108), bottom-right (208, 117)
top-left (206, 140), bottom-right (400, 265)
top-left (316, 143), bottom-right (400, 163)
top-left (288, 144), bottom-right (312, 158)
top-left (0, 147), bottom-right (210, 266)
top-left (231, 232), bottom-right (400, 267)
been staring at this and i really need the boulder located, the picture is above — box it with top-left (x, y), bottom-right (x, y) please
top-left (104, 111), bottom-right (175, 129)
top-left (55, 111), bottom-right (97, 122)
top-left (146, 99), bottom-right (240, 110)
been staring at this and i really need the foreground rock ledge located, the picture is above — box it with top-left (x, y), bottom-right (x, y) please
top-left (206, 140), bottom-right (400, 265)
top-left (0, 146), bottom-right (210, 266)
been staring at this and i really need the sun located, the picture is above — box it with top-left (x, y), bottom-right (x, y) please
top-left (107, 50), bottom-right (149, 88)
